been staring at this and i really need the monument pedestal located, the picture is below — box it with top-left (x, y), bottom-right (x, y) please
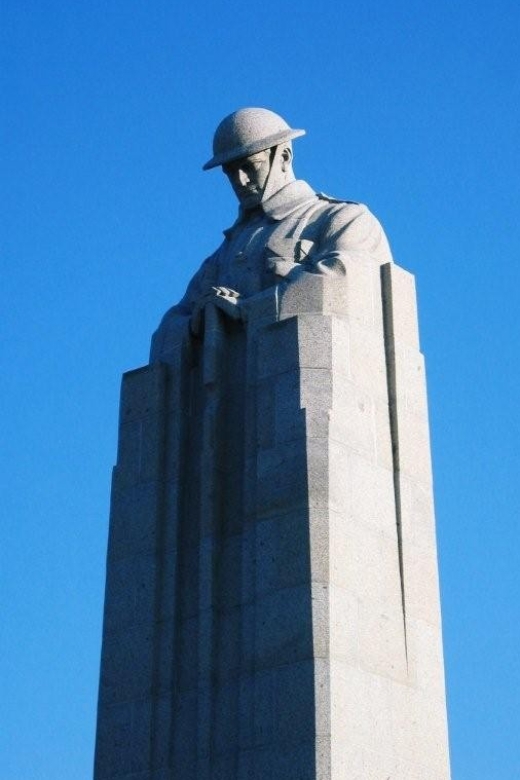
top-left (95, 260), bottom-right (450, 779)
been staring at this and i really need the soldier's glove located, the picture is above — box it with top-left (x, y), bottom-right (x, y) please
top-left (211, 287), bottom-right (242, 320)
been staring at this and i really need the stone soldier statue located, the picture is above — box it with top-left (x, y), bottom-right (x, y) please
top-left (95, 106), bottom-right (451, 780)
top-left (150, 107), bottom-right (393, 360)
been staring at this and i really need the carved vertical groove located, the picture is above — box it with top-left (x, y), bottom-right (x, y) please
top-left (380, 263), bottom-right (408, 661)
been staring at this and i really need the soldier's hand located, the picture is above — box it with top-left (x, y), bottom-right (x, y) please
top-left (211, 287), bottom-right (242, 319)
top-left (212, 286), bottom-right (240, 300)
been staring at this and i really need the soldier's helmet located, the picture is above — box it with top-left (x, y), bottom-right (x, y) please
top-left (203, 107), bottom-right (305, 171)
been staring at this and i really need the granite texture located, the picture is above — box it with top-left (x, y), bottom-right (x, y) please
top-left (95, 265), bottom-right (450, 779)
top-left (95, 106), bottom-right (449, 780)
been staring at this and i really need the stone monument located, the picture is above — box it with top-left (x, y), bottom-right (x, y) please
top-left (95, 108), bottom-right (451, 779)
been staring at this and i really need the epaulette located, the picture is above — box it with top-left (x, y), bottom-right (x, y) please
top-left (317, 192), bottom-right (360, 205)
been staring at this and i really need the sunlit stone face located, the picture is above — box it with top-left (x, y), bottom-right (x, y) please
top-left (222, 150), bottom-right (272, 209)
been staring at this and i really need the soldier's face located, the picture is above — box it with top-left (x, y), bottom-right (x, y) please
top-left (223, 150), bottom-right (272, 210)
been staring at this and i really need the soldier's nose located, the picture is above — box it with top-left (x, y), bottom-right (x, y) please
top-left (238, 169), bottom-right (250, 186)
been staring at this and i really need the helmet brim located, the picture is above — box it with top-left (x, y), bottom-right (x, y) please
top-left (203, 128), bottom-right (306, 171)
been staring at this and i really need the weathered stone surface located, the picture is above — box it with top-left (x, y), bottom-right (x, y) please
top-left (95, 263), bottom-right (450, 778)
top-left (96, 110), bottom-right (449, 776)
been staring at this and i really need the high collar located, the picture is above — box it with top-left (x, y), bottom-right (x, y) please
top-left (224, 180), bottom-right (318, 236)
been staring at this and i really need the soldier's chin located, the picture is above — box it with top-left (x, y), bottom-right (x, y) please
top-left (238, 190), bottom-right (262, 210)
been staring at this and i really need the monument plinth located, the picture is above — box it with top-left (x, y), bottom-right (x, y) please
top-left (95, 108), bottom-right (451, 779)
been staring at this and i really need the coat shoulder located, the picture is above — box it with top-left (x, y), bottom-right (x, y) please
top-left (316, 192), bottom-right (360, 206)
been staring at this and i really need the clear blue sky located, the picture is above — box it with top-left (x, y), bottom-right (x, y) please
top-left (2, 1), bottom-right (519, 777)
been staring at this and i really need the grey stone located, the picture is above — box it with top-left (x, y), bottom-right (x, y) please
top-left (98, 623), bottom-right (155, 706)
top-left (101, 553), bottom-right (157, 633)
top-left (107, 481), bottom-right (163, 560)
top-left (94, 699), bottom-right (153, 777)
top-left (95, 109), bottom-right (450, 778)
top-left (256, 439), bottom-right (310, 517)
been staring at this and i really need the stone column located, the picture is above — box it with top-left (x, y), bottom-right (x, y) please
top-left (94, 259), bottom-right (450, 779)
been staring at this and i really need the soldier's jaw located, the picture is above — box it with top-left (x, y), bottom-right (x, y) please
top-left (236, 187), bottom-right (262, 209)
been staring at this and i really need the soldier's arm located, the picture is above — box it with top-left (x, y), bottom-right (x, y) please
top-left (309, 202), bottom-right (393, 275)
top-left (149, 253), bottom-right (219, 361)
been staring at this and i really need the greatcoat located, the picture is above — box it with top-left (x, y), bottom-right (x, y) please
top-left (151, 179), bottom-right (392, 360)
